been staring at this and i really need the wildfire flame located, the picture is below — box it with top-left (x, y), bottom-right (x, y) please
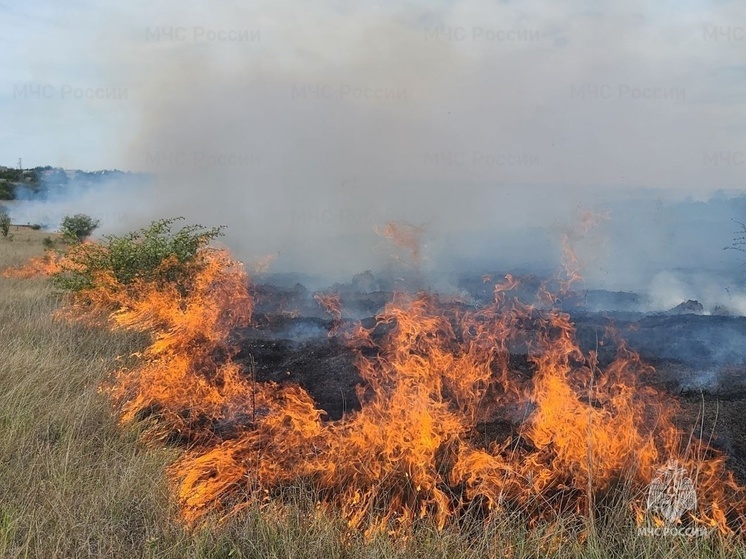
top-left (314, 292), bottom-right (342, 321)
top-left (2, 251), bottom-right (64, 278)
top-left (314, 291), bottom-right (343, 336)
top-left (7, 235), bottom-right (746, 538)
top-left (559, 210), bottom-right (609, 297)
top-left (374, 221), bottom-right (425, 266)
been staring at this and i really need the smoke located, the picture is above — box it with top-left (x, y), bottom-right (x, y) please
top-left (581, 195), bottom-right (746, 315)
top-left (72, 1), bottom-right (738, 278)
top-left (645, 270), bottom-right (746, 316)
top-left (5, 171), bottom-right (151, 233)
top-left (10, 1), bottom-right (746, 303)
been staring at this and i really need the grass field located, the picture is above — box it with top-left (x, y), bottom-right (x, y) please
top-left (0, 229), bottom-right (744, 558)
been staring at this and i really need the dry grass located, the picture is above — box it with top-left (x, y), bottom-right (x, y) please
top-left (0, 231), bottom-right (744, 558)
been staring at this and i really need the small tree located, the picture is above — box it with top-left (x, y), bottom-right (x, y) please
top-left (52, 217), bottom-right (224, 295)
top-left (0, 208), bottom-right (10, 238)
top-left (60, 214), bottom-right (100, 242)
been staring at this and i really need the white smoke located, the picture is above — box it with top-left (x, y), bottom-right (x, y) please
top-left (5, 1), bottom-right (746, 299)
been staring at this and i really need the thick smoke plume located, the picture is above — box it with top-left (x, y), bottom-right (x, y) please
top-left (12, 1), bottom-right (746, 308)
top-left (6, 171), bottom-right (150, 233)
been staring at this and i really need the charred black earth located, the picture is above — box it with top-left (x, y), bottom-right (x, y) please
top-left (234, 276), bottom-right (746, 483)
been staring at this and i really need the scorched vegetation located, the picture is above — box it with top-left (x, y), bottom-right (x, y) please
top-left (0, 222), bottom-right (744, 558)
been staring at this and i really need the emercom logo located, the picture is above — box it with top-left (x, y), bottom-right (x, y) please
top-left (646, 459), bottom-right (697, 523)
top-left (639, 459), bottom-right (713, 538)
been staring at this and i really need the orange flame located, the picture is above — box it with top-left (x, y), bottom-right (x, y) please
top-left (2, 251), bottom-right (63, 278)
top-left (171, 280), bottom-right (745, 535)
top-left (15, 235), bottom-right (746, 538)
top-left (375, 221), bottom-right (425, 266)
top-left (249, 253), bottom-right (278, 275)
top-left (559, 210), bottom-right (609, 296)
top-left (314, 292), bottom-right (342, 321)
top-left (314, 291), bottom-right (343, 336)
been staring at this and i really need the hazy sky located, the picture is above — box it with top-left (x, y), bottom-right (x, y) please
top-left (1, 1), bottom-right (744, 280)
top-left (1, 1), bottom-right (743, 187)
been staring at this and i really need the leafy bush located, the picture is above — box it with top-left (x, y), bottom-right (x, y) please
top-left (0, 209), bottom-right (10, 238)
top-left (0, 168), bottom-right (22, 182)
top-left (30, 224), bottom-right (42, 230)
top-left (0, 181), bottom-right (14, 200)
top-left (60, 214), bottom-right (100, 242)
top-left (42, 236), bottom-right (55, 249)
top-left (52, 218), bottom-right (225, 295)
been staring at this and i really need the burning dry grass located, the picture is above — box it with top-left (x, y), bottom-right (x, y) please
top-left (2, 230), bottom-right (746, 557)
top-left (86, 250), bottom-right (743, 536)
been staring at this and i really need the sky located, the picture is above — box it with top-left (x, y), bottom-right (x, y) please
top-left (0, 0), bottom-right (743, 186)
top-left (0, 0), bottom-right (744, 282)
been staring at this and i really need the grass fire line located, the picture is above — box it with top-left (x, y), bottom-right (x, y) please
top-left (4, 223), bottom-right (745, 540)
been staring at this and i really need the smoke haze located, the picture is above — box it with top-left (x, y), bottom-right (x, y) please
top-left (4, 1), bottom-right (745, 305)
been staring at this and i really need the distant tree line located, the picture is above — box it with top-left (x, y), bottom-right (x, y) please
top-left (0, 167), bottom-right (40, 200)
top-left (0, 164), bottom-right (135, 201)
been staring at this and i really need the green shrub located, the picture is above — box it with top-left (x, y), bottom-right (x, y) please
top-left (0, 210), bottom-right (10, 238)
top-left (30, 224), bottom-right (42, 231)
top-left (52, 217), bottom-right (225, 294)
top-left (60, 214), bottom-right (100, 242)
top-left (0, 181), bottom-right (14, 200)
top-left (42, 236), bottom-right (55, 250)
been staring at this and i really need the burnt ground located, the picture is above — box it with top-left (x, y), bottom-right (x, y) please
top-left (236, 316), bottom-right (361, 419)
top-left (573, 313), bottom-right (746, 482)
top-left (236, 283), bottom-right (746, 484)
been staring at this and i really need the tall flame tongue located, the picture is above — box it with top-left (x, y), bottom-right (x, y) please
top-left (374, 221), bottom-right (425, 266)
top-left (9, 237), bottom-right (745, 537)
top-left (101, 249), bottom-right (257, 445)
top-left (172, 275), bottom-right (745, 535)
